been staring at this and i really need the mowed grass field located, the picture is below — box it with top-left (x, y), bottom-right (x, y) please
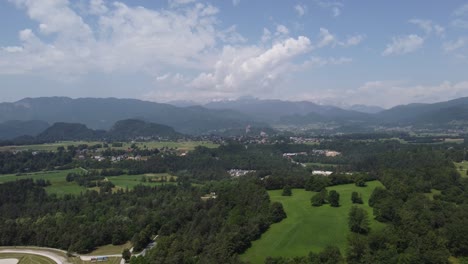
top-left (0, 169), bottom-right (176, 196)
top-left (241, 181), bottom-right (385, 264)
top-left (0, 169), bottom-right (88, 195)
top-left (107, 173), bottom-right (177, 190)
top-left (0, 140), bottom-right (218, 152)
top-left (84, 242), bottom-right (132, 256)
top-left (455, 161), bottom-right (468, 177)
top-left (0, 253), bottom-right (56, 264)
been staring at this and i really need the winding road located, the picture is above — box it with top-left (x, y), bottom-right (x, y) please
top-left (0, 248), bottom-right (66, 264)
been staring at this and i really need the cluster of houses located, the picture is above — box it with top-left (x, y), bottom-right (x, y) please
top-left (289, 137), bottom-right (321, 144)
top-left (310, 149), bottom-right (341, 157)
top-left (228, 169), bottom-right (256, 177)
top-left (201, 192), bottom-right (218, 201)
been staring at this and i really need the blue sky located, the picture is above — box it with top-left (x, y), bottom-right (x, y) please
top-left (1, 0), bottom-right (468, 108)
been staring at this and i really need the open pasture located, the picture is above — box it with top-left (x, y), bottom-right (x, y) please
top-left (241, 181), bottom-right (385, 263)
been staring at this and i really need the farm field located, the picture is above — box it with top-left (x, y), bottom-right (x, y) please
top-left (241, 181), bottom-right (385, 264)
top-left (0, 140), bottom-right (218, 152)
top-left (0, 169), bottom-right (176, 195)
top-left (455, 161), bottom-right (468, 177)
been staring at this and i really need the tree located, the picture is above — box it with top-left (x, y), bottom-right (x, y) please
top-left (346, 233), bottom-right (370, 264)
top-left (317, 245), bottom-right (344, 264)
top-left (328, 190), bottom-right (340, 207)
top-left (312, 189), bottom-right (328, 207)
top-left (282, 185), bottom-right (292, 196)
top-left (351, 192), bottom-right (363, 204)
top-left (270, 202), bottom-right (287, 223)
top-left (122, 248), bottom-right (131, 263)
top-left (348, 206), bottom-right (370, 234)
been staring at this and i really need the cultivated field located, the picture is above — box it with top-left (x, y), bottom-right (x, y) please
top-left (241, 181), bottom-right (385, 263)
top-left (0, 140), bottom-right (218, 152)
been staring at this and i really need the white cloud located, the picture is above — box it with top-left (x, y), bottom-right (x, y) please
top-left (444, 38), bottom-right (466, 52)
top-left (1, 1), bottom-right (360, 102)
top-left (168, 0), bottom-right (196, 7)
top-left (1, 1), bottom-right (222, 76)
top-left (341, 35), bottom-right (365, 47)
top-left (218, 25), bottom-right (247, 44)
top-left (294, 4), bottom-right (307, 17)
top-left (382, 35), bottom-right (424, 56)
top-left (409, 19), bottom-right (444, 36)
top-left (89, 0), bottom-right (108, 15)
top-left (261, 28), bottom-right (272, 43)
top-left (452, 19), bottom-right (468, 29)
top-left (314, 0), bottom-right (344, 17)
top-left (300, 56), bottom-right (352, 68)
top-left (232, 0), bottom-right (240, 6)
top-left (275, 24), bottom-right (290, 36)
top-left (296, 80), bottom-right (468, 108)
top-left (190, 36), bottom-right (312, 95)
top-left (1, 46), bottom-right (23, 53)
top-left (454, 3), bottom-right (468, 17)
top-left (316, 28), bottom-right (336, 48)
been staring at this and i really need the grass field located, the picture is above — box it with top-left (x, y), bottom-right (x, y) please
top-left (0, 169), bottom-right (176, 196)
top-left (84, 242), bottom-right (131, 256)
top-left (241, 181), bottom-right (385, 264)
top-left (0, 140), bottom-right (218, 152)
top-left (0, 169), bottom-right (88, 196)
top-left (0, 253), bottom-right (56, 264)
top-left (107, 173), bottom-right (177, 190)
top-left (455, 161), bottom-right (468, 177)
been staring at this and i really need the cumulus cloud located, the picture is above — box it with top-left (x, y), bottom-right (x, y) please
top-left (1, 1), bottom-right (223, 76)
top-left (1, 1), bottom-right (361, 101)
top-left (444, 38), bottom-right (466, 52)
top-left (190, 36), bottom-right (312, 94)
top-left (297, 80), bottom-right (468, 108)
top-left (275, 24), bottom-right (290, 36)
top-left (454, 3), bottom-right (468, 17)
top-left (168, 0), bottom-right (197, 8)
top-left (294, 4), bottom-right (307, 17)
top-left (409, 19), bottom-right (444, 36)
top-left (314, 0), bottom-right (344, 17)
top-left (382, 35), bottom-right (424, 56)
top-left (316, 28), bottom-right (336, 48)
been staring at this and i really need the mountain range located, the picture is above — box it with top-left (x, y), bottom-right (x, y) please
top-left (0, 96), bottom-right (467, 140)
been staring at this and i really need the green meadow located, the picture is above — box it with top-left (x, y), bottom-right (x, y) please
top-left (455, 161), bottom-right (468, 177)
top-left (0, 169), bottom-right (177, 196)
top-left (0, 140), bottom-right (218, 152)
top-left (241, 181), bottom-right (385, 264)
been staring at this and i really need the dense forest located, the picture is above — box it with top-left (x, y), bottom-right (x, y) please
top-left (1, 138), bottom-right (468, 263)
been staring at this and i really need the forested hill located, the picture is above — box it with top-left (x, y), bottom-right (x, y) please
top-left (0, 97), bottom-right (259, 134)
top-left (35, 119), bottom-right (181, 141)
top-left (107, 119), bottom-right (181, 140)
top-left (36, 122), bottom-right (105, 141)
top-left (375, 97), bottom-right (468, 126)
top-left (0, 120), bottom-right (50, 140)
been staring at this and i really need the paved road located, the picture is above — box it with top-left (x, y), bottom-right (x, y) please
top-left (0, 249), bottom-right (66, 264)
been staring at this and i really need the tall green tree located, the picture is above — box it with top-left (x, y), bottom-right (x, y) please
top-left (348, 206), bottom-right (370, 234)
top-left (328, 190), bottom-right (340, 207)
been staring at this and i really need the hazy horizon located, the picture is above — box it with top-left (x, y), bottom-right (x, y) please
top-left (1, 0), bottom-right (468, 108)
